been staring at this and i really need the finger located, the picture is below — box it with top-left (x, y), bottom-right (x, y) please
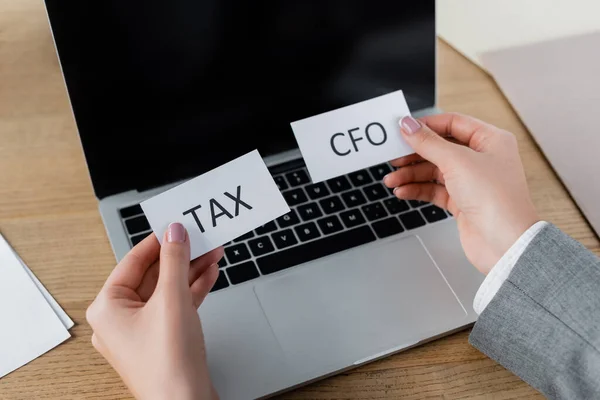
top-left (157, 223), bottom-right (191, 296)
top-left (393, 183), bottom-right (454, 213)
top-left (399, 116), bottom-right (466, 170)
top-left (389, 137), bottom-right (466, 169)
top-left (137, 247), bottom-right (224, 302)
top-left (190, 263), bottom-right (219, 309)
top-left (419, 112), bottom-right (499, 150)
top-left (136, 261), bottom-right (159, 302)
top-left (383, 162), bottom-right (444, 188)
top-left (188, 247), bottom-right (225, 285)
top-left (389, 153), bottom-right (425, 168)
top-left (104, 233), bottom-right (160, 291)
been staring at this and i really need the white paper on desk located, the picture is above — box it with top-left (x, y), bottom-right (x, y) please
top-left (0, 233), bottom-right (74, 330)
top-left (290, 90), bottom-right (414, 183)
top-left (141, 150), bottom-right (290, 260)
top-left (0, 234), bottom-right (71, 378)
top-left (19, 256), bottom-right (74, 329)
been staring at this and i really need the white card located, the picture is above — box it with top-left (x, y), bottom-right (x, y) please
top-left (141, 150), bottom-right (290, 260)
top-left (290, 90), bottom-right (414, 183)
top-left (0, 233), bottom-right (71, 378)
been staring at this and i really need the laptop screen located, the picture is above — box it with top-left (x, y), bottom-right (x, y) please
top-left (44, 1), bottom-right (435, 199)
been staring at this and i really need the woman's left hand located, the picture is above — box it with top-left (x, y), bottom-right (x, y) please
top-left (87, 223), bottom-right (223, 400)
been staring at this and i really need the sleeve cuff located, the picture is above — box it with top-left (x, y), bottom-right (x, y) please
top-left (473, 221), bottom-right (549, 314)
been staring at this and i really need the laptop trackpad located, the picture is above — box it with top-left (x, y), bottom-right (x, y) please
top-left (254, 235), bottom-right (468, 375)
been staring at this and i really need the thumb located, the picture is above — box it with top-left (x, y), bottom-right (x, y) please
top-left (399, 116), bottom-right (462, 169)
top-left (157, 222), bottom-right (191, 296)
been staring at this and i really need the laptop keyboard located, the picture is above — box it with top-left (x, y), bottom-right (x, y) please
top-left (118, 162), bottom-right (450, 293)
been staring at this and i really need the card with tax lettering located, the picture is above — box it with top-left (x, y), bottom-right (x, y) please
top-left (141, 150), bottom-right (290, 260)
top-left (290, 90), bottom-right (414, 183)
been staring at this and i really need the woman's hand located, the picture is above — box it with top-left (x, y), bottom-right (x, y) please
top-left (384, 113), bottom-right (539, 274)
top-left (87, 223), bottom-right (223, 400)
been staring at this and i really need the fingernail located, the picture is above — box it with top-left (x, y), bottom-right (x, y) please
top-left (399, 116), bottom-right (421, 135)
top-left (393, 187), bottom-right (401, 196)
top-left (383, 174), bottom-right (391, 184)
top-left (167, 222), bottom-right (186, 243)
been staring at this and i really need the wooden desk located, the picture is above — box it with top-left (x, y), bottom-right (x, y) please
top-left (1, 1), bottom-right (598, 399)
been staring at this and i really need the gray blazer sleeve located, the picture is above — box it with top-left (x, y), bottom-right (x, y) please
top-left (469, 224), bottom-right (600, 399)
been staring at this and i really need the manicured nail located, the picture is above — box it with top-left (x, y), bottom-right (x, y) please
top-left (399, 116), bottom-right (421, 135)
top-left (167, 222), bottom-right (186, 243)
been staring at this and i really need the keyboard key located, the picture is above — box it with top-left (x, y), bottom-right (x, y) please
top-left (409, 200), bottom-right (428, 208)
top-left (372, 217), bottom-right (404, 238)
top-left (326, 176), bottom-right (352, 193)
top-left (286, 169), bottom-right (310, 186)
top-left (271, 229), bottom-right (299, 249)
top-left (361, 202), bottom-right (388, 221)
top-left (248, 236), bottom-right (275, 257)
top-left (130, 232), bottom-right (150, 246)
top-left (363, 183), bottom-right (389, 201)
top-left (256, 221), bottom-right (278, 235)
top-left (399, 211), bottom-right (427, 230)
top-left (210, 271), bottom-right (229, 292)
top-left (305, 182), bottom-right (330, 199)
top-left (283, 188), bottom-right (308, 206)
top-left (257, 226), bottom-right (376, 275)
top-left (120, 204), bottom-right (143, 218)
top-left (274, 175), bottom-right (288, 191)
top-left (340, 209), bottom-right (366, 228)
top-left (348, 170), bottom-right (373, 186)
top-left (277, 209), bottom-right (300, 228)
top-left (218, 257), bottom-right (227, 268)
top-left (369, 164), bottom-right (392, 180)
top-left (234, 231), bottom-right (255, 242)
top-left (125, 215), bottom-right (150, 234)
top-left (319, 196), bottom-right (345, 214)
top-left (383, 198), bottom-right (410, 214)
top-left (294, 222), bottom-right (321, 241)
top-left (317, 215), bottom-right (344, 235)
top-left (421, 205), bottom-right (448, 223)
top-left (226, 261), bottom-right (260, 284)
top-left (297, 203), bottom-right (323, 221)
top-left (342, 189), bottom-right (367, 208)
top-left (225, 243), bottom-right (251, 264)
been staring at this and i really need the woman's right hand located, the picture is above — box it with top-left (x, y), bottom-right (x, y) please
top-left (384, 113), bottom-right (539, 274)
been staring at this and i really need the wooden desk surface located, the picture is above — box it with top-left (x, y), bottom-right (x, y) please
top-left (1, 1), bottom-right (598, 399)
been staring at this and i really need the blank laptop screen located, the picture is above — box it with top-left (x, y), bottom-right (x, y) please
top-left (44, 0), bottom-right (435, 198)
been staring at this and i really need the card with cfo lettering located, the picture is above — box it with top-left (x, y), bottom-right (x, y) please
top-left (290, 89), bottom-right (414, 183)
top-left (141, 150), bottom-right (290, 260)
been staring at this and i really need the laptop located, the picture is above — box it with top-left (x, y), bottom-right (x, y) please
top-left (43, 1), bottom-right (484, 398)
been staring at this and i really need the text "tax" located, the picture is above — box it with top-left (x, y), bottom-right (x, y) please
top-left (182, 185), bottom-right (252, 233)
